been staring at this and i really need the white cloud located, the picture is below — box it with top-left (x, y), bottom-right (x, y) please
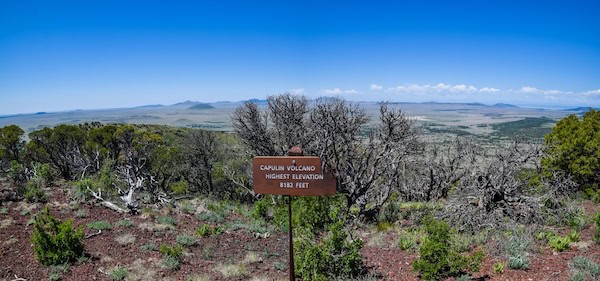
top-left (480, 87), bottom-right (501, 93)
top-left (583, 89), bottom-right (600, 96)
top-left (519, 86), bottom-right (540, 94)
top-left (517, 86), bottom-right (572, 95)
top-left (324, 88), bottom-right (342, 94)
top-left (323, 88), bottom-right (360, 95)
top-left (385, 83), bottom-right (486, 94)
top-left (370, 84), bottom-right (383, 91)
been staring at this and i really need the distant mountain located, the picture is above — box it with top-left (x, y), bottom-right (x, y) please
top-left (246, 98), bottom-right (267, 104)
top-left (188, 103), bottom-right (215, 110)
top-left (566, 107), bottom-right (599, 111)
top-left (135, 104), bottom-right (164, 108)
top-left (171, 100), bottom-right (201, 107)
top-left (492, 103), bottom-right (519, 108)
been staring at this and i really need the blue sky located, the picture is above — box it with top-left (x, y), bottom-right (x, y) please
top-left (1, 0), bottom-right (599, 114)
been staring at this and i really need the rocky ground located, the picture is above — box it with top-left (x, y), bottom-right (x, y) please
top-left (0, 180), bottom-right (599, 281)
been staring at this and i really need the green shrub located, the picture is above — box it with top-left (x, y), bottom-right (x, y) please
top-left (412, 218), bottom-right (484, 280)
top-left (251, 197), bottom-right (270, 220)
top-left (116, 219), bottom-right (133, 228)
top-left (567, 209), bottom-right (588, 231)
top-left (109, 266), bottom-right (128, 281)
top-left (594, 212), bottom-right (600, 244)
top-left (379, 199), bottom-right (401, 223)
top-left (0, 207), bottom-right (7, 214)
top-left (508, 255), bottom-right (530, 270)
top-left (157, 216), bottom-right (176, 225)
top-left (549, 236), bottom-right (571, 252)
top-left (397, 230), bottom-right (418, 251)
top-left (31, 207), bottom-right (84, 266)
top-left (159, 244), bottom-right (183, 270)
top-left (569, 256), bottom-right (600, 281)
top-left (23, 177), bottom-right (48, 203)
top-left (86, 221), bottom-right (111, 230)
top-left (568, 230), bottom-right (581, 243)
top-left (295, 220), bottom-right (364, 281)
top-left (169, 180), bottom-right (189, 195)
top-left (163, 255), bottom-right (180, 270)
top-left (35, 163), bottom-right (57, 186)
top-left (196, 224), bottom-right (212, 237)
top-left (140, 243), bottom-right (157, 251)
top-left (159, 244), bottom-right (183, 260)
top-left (73, 178), bottom-right (93, 201)
top-left (195, 212), bottom-right (224, 223)
top-left (535, 230), bottom-right (555, 242)
top-left (176, 234), bottom-right (197, 247)
top-left (8, 160), bottom-right (27, 183)
top-left (493, 261), bottom-right (505, 274)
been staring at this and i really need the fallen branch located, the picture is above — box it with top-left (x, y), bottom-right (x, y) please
top-left (11, 275), bottom-right (27, 281)
top-left (87, 187), bottom-right (128, 213)
top-left (85, 229), bottom-right (102, 239)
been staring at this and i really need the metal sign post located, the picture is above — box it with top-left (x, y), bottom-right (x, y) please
top-left (287, 195), bottom-right (294, 281)
top-left (252, 146), bottom-right (336, 281)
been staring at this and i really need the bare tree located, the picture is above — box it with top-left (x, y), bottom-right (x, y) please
top-left (309, 100), bottom-right (420, 219)
top-left (232, 101), bottom-right (276, 156)
top-left (183, 129), bottom-right (219, 194)
top-left (233, 94), bottom-right (421, 219)
top-left (441, 138), bottom-right (549, 232)
top-left (399, 137), bottom-right (478, 201)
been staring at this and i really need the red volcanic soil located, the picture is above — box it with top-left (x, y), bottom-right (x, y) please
top-left (1, 180), bottom-right (599, 281)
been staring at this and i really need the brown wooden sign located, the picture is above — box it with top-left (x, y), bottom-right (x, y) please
top-left (252, 156), bottom-right (336, 196)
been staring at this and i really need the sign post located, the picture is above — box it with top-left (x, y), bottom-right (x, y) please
top-left (252, 146), bottom-right (336, 281)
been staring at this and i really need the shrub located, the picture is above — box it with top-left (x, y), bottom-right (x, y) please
top-left (159, 244), bottom-right (183, 260)
top-left (196, 224), bottom-right (212, 237)
top-left (140, 243), bottom-right (157, 251)
top-left (87, 221), bottom-right (111, 230)
top-left (195, 211), bottom-right (224, 223)
top-left (35, 163), bottom-right (57, 186)
top-left (379, 198), bottom-right (401, 223)
top-left (157, 216), bottom-right (176, 225)
top-left (169, 180), bottom-right (189, 195)
top-left (8, 160), bottom-right (28, 183)
top-left (493, 261), bottom-right (505, 274)
top-left (594, 212), bottom-right (600, 244)
top-left (295, 220), bottom-right (364, 281)
top-left (160, 244), bottom-right (183, 270)
top-left (176, 234), bottom-right (197, 247)
top-left (116, 219), bottom-right (133, 228)
top-left (508, 255), bottom-right (530, 270)
top-left (542, 110), bottom-right (600, 199)
top-left (250, 197), bottom-right (270, 220)
top-left (412, 218), bottom-right (484, 280)
top-left (568, 230), bottom-right (581, 243)
top-left (569, 256), bottom-right (600, 281)
top-left (73, 178), bottom-right (94, 201)
top-left (163, 255), bottom-right (180, 270)
top-left (31, 207), bottom-right (84, 266)
top-left (109, 266), bottom-right (128, 281)
top-left (549, 236), bottom-right (571, 252)
top-left (397, 230), bottom-right (418, 251)
top-left (23, 177), bottom-right (48, 203)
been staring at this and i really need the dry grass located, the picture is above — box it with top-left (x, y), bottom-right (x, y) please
top-left (216, 263), bottom-right (247, 278)
top-left (115, 233), bottom-right (136, 245)
top-left (137, 222), bottom-right (174, 232)
top-left (0, 218), bottom-right (15, 229)
top-left (243, 251), bottom-right (262, 264)
top-left (127, 258), bottom-right (159, 281)
top-left (3, 237), bottom-right (18, 246)
top-left (186, 274), bottom-right (211, 281)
